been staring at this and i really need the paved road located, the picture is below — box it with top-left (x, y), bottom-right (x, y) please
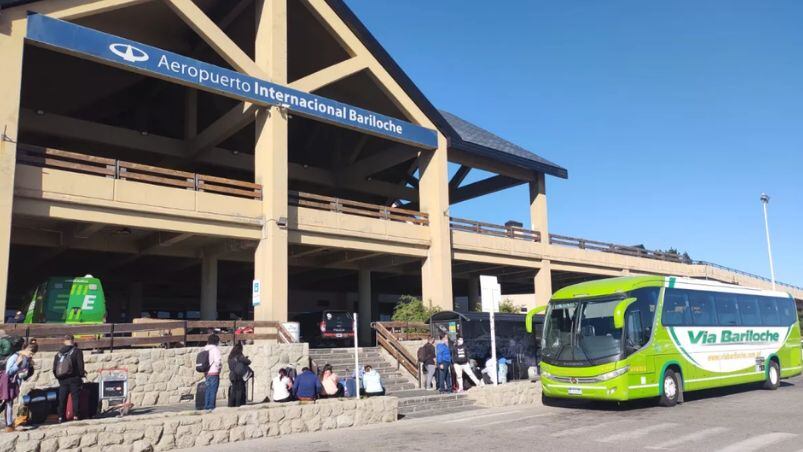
top-left (190, 376), bottom-right (803, 452)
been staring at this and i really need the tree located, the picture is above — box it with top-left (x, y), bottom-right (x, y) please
top-left (498, 299), bottom-right (519, 314)
top-left (391, 295), bottom-right (440, 322)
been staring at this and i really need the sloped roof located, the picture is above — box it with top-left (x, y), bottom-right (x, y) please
top-left (327, 0), bottom-right (567, 179)
top-left (440, 110), bottom-right (568, 179)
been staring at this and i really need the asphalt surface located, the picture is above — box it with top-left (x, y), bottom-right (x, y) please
top-left (189, 376), bottom-right (803, 452)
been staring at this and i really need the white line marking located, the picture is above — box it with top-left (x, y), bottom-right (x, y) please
top-left (715, 432), bottom-right (797, 452)
top-left (441, 408), bottom-right (533, 424)
top-left (482, 413), bottom-right (554, 427)
top-left (645, 427), bottom-right (729, 450)
top-left (551, 420), bottom-right (626, 438)
top-left (599, 423), bottom-right (678, 443)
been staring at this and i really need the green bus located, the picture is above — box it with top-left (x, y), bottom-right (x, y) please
top-left (23, 276), bottom-right (107, 324)
top-left (527, 276), bottom-right (801, 406)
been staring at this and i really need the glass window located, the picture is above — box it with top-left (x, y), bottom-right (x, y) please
top-left (715, 294), bottom-right (739, 326)
top-left (662, 290), bottom-right (690, 326)
top-left (689, 291), bottom-right (717, 325)
top-left (777, 297), bottom-right (798, 325)
top-left (736, 296), bottom-right (761, 326)
top-left (758, 298), bottom-right (780, 326)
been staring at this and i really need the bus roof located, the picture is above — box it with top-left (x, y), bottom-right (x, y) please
top-left (551, 275), bottom-right (791, 301)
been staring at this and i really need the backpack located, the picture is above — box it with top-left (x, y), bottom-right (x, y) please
top-left (417, 346), bottom-right (427, 363)
top-left (195, 350), bottom-right (210, 374)
top-left (54, 348), bottom-right (75, 378)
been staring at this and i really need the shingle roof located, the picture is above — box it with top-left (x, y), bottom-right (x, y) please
top-left (440, 110), bottom-right (568, 179)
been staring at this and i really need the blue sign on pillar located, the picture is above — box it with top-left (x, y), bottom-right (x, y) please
top-left (25, 14), bottom-right (439, 150)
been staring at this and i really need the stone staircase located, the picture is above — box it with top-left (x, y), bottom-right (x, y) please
top-left (308, 347), bottom-right (416, 393)
top-left (396, 389), bottom-right (478, 419)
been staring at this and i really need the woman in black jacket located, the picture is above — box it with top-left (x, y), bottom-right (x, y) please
top-left (227, 343), bottom-right (252, 407)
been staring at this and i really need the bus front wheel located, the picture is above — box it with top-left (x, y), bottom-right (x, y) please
top-left (659, 369), bottom-right (681, 407)
top-left (763, 360), bottom-right (780, 390)
top-left (541, 392), bottom-right (556, 407)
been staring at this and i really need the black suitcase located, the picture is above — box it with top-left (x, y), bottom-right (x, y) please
top-left (195, 381), bottom-right (206, 410)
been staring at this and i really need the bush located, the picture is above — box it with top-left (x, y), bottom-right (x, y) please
top-left (392, 295), bottom-right (440, 322)
top-left (498, 299), bottom-right (519, 314)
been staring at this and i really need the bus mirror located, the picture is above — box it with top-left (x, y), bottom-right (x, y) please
top-left (613, 297), bottom-right (638, 329)
top-left (526, 305), bottom-right (548, 333)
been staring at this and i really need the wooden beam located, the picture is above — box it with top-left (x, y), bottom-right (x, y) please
top-left (289, 56), bottom-right (367, 92)
top-left (189, 103), bottom-right (259, 157)
top-left (163, 0), bottom-right (268, 78)
top-left (449, 165), bottom-right (471, 190)
top-left (449, 148), bottom-right (535, 182)
top-left (450, 175), bottom-right (525, 205)
top-left (288, 163), bottom-right (416, 200)
top-left (346, 135), bottom-right (370, 164)
top-left (338, 145), bottom-right (418, 182)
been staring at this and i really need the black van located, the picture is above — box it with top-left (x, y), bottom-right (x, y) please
top-left (293, 310), bottom-right (354, 347)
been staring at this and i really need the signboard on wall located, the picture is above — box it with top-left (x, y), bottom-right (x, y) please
top-left (25, 14), bottom-right (439, 150)
top-left (251, 280), bottom-right (261, 307)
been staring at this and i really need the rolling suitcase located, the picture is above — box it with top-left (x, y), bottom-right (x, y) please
top-left (195, 381), bottom-right (206, 410)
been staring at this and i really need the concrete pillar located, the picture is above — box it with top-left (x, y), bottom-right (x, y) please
top-left (467, 275), bottom-right (480, 311)
top-left (358, 269), bottom-right (371, 345)
top-left (0, 18), bottom-right (26, 315)
top-left (418, 134), bottom-right (453, 311)
top-left (201, 257), bottom-right (218, 320)
top-left (253, 0), bottom-right (289, 323)
top-left (535, 262), bottom-right (553, 306)
top-left (529, 172), bottom-right (549, 239)
top-left (128, 282), bottom-right (144, 321)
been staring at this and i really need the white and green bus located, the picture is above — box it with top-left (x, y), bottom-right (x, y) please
top-left (527, 276), bottom-right (801, 406)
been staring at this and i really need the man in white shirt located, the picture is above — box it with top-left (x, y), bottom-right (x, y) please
top-left (203, 334), bottom-right (222, 410)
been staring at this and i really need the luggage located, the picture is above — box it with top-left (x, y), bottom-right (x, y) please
top-left (65, 382), bottom-right (98, 420)
top-left (343, 377), bottom-right (357, 398)
top-left (195, 381), bottom-right (206, 410)
top-left (22, 388), bottom-right (57, 425)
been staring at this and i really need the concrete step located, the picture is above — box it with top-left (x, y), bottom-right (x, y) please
top-left (395, 391), bottom-right (478, 419)
top-left (401, 405), bottom-right (479, 419)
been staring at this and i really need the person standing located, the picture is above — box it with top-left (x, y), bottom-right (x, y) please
top-left (452, 337), bottom-right (483, 391)
top-left (53, 335), bottom-right (85, 423)
top-left (227, 343), bottom-right (251, 407)
top-left (435, 335), bottom-right (452, 393)
top-left (202, 334), bottom-right (222, 411)
top-left (417, 338), bottom-right (437, 390)
top-left (1, 340), bottom-right (37, 431)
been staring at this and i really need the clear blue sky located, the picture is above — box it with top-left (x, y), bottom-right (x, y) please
top-left (345, 0), bottom-right (803, 286)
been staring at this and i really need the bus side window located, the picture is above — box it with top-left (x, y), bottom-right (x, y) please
top-left (777, 297), bottom-right (798, 325)
top-left (714, 294), bottom-right (739, 326)
top-left (759, 298), bottom-right (780, 326)
top-left (736, 295), bottom-right (761, 326)
top-left (662, 289), bottom-right (690, 326)
top-left (625, 309), bottom-right (645, 354)
top-left (689, 291), bottom-right (717, 326)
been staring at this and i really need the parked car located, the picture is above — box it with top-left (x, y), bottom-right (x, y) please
top-left (293, 310), bottom-right (354, 347)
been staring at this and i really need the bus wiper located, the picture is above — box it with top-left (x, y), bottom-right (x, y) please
top-left (575, 333), bottom-right (594, 365)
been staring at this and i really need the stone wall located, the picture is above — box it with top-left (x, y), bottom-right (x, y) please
top-left (465, 380), bottom-right (540, 408)
top-left (21, 343), bottom-right (308, 407)
top-left (0, 397), bottom-right (398, 452)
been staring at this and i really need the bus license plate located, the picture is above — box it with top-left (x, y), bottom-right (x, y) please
top-left (568, 388), bottom-right (582, 395)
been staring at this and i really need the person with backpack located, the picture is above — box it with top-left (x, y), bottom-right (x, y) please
top-left (199, 334), bottom-right (222, 411)
top-left (0, 339), bottom-right (37, 431)
top-left (435, 334), bottom-right (452, 393)
top-left (227, 343), bottom-right (252, 407)
top-left (451, 337), bottom-right (483, 392)
top-left (53, 335), bottom-right (85, 423)
top-left (417, 337), bottom-right (436, 390)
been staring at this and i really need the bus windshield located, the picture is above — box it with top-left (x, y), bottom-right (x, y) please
top-left (542, 296), bottom-right (625, 366)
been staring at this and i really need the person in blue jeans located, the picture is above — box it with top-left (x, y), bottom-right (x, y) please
top-left (435, 335), bottom-right (452, 393)
top-left (203, 334), bottom-right (222, 411)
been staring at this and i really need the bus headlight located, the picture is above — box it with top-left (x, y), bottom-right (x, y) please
top-left (595, 366), bottom-right (628, 382)
top-left (541, 370), bottom-right (551, 379)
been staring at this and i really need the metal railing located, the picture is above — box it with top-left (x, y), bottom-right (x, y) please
top-left (289, 190), bottom-right (429, 226)
top-left (450, 217), bottom-right (541, 242)
top-left (695, 261), bottom-right (803, 292)
top-left (0, 320), bottom-right (296, 352)
top-left (549, 234), bottom-right (691, 263)
top-left (17, 144), bottom-right (263, 200)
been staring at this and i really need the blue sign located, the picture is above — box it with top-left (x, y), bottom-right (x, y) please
top-left (25, 14), bottom-right (438, 149)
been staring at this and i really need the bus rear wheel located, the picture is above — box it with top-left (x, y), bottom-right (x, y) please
top-left (659, 369), bottom-right (681, 407)
top-left (763, 360), bottom-right (780, 390)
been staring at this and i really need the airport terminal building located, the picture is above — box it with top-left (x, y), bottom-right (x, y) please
top-left (0, 0), bottom-right (797, 339)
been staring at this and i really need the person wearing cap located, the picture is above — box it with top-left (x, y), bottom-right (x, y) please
top-left (53, 334), bottom-right (85, 423)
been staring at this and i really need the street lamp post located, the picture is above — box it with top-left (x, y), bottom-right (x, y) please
top-left (760, 193), bottom-right (776, 290)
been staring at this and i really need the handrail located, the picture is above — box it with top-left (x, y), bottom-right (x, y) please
top-left (549, 233), bottom-right (690, 263)
top-left (17, 144), bottom-right (262, 200)
top-left (450, 217), bottom-right (541, 242)
top-left (695, 261), bottom-right (803, 291)
top-left (289, 190), bottom-right (429, 226)
top-left (371, 322), bottom-right (419, 377)
top-left (0, 320), bottom-right (289, 351)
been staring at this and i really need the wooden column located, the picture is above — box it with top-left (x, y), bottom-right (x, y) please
top-left (253, 0), bottom-right (289, 322)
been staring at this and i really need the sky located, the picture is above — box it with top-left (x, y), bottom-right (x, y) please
top-left (345, 0), bottom-right (803, 286)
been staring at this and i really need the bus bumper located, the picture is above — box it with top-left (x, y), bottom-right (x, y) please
top-left (540, 374), bottom-right (632, 401)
